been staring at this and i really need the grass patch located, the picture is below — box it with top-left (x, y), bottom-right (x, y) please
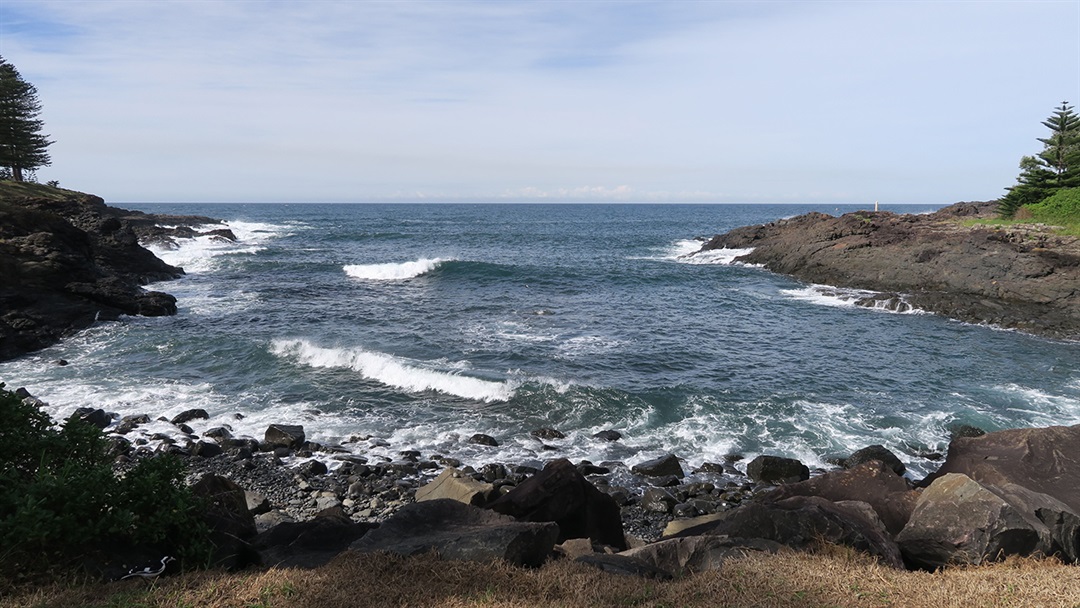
top-left (4, 550), bottom-right (1080, 608)
top-left (0, 180), bottom-right (87, 203)
top-left (1023, 188), bottom-right (1080, 235)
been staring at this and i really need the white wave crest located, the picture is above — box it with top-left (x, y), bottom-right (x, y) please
top-left (270, 338), bottom-right (514, 402)
top-left (781, 285), bottom-right (925, 314)
top-left (343, 258), bottom-right (448, 281)
top-left (665, 239), bottom-right (756, 265)
top-left (145, 220), bottom-right (293, 273)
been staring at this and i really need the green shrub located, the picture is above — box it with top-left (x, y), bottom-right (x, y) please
top-left (0, 383), bottom-right (213, 579)
top-left (1022, 187), bottom-right (1080, 227)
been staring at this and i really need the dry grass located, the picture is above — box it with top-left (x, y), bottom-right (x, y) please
top-left (5, 548), bottom-right (1080, 608)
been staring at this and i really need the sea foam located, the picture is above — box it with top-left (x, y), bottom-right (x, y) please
top-left (664, 239), bottom-right (756, 265)
top-left (343, 258), bottom-right (448, 281)
top-left (144, 220), bottom-right (293, 273)
top-left (270, 338), bottom-right (514, 402)
top-left (780, 285), bottom-right (925, 314)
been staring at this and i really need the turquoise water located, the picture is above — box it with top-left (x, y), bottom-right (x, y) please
top-left (3, 203), bottom-right (1078, 477)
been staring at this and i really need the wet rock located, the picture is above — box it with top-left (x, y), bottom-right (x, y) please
top-left (467, 433), bottom-right (499, 447)
top-left (265, 424), bottom-right (306, 450)
top-left (171, 408), bottom-right (209, 425)
top-left (115, 414), bottom-right (150, 434)
top-left (631, 454), bottom-right (685, 479)
top-left (641, 488), bottom-right (677, 514)
top-left (745, 455), bottom-right (809, 484)
top-left (531, 428), bottom-right (565, 440)
top-left (948, 423), bottom-right (986, 440)
top-left (72, 407), bottom-right (111, 429)
top-left (592, 430), bottom-right (622, 442)
top-left (192, 441), bottom-right (223, 458)
top-left (844, 444), bottom-right (905, 476)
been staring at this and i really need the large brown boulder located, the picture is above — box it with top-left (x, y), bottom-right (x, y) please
top-left (350, 499), bottom-right (558, 567)
top-left (767, 461), bottom-right (918, 535)
top-left (922, 424), bottom-right (1080, 512)
top-left (669, 495), bottom-right (903, 568)
top-left (896, 473), bottom-right (1075, 569)
top-left (487, 458), bottom-right (626, 550)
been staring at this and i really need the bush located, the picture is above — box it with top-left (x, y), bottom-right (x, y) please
top-left (0, 383), bottom-right (213, 579)
top-left (1022, 187), bottom-right (1080, 227)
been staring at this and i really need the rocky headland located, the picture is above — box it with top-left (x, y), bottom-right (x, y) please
top-left (0, 183), bottom-right (233, 361)
top-left (698, 201), bottom-right (1080, 339)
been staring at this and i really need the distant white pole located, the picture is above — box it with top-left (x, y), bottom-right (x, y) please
top-left (874, 200), bottom-right (879, 212)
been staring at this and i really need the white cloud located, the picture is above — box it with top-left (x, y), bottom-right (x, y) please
top-left (1, 0), bottom-right (1077, 203)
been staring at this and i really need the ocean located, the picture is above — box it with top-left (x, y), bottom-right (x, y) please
top-left (3, 202), bottom-right (1078, 478)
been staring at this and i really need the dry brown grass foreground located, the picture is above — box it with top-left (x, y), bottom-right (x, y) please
top-left (5, 548), bottom-right (1080, 608)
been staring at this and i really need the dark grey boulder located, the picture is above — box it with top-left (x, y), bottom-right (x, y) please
top-left (631, 454), bottom-right (685, 479)
top-left (531, 427), bottom-right (565, 440)
top-left (190, 474), bottom-right (259, 570)
top-left (488, 458), bottom-right (626, 550)
top-left (845, 444), bottom-right (905, 476)
top-left (641, 488), bottom-right (677, 514)
top-left (350, 499), bottom-right (559, 567)
top-left (171, 408), bottom-right (209, 425)
top-left (592, 430), bottom-right (622, 442)
top-left (72, 407), bottom-right (111, 429)
top-left (254, 507), bottom-right (376, 568)
top-left (115, 413), bottom-right (150, 434)
top-left (575, 553), bottom-right (673, 579)
top-left (746, 455), bottom-right (809, 484)
top-left (264, 424), bottom-right (305, 450)
top-left (192, 440), bottom-right (223, 458)
top-left (467, 433), bottom-right (499, 447)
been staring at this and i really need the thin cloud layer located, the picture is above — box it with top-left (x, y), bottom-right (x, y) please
top-left (1, 1), bottom-right (1077, 203)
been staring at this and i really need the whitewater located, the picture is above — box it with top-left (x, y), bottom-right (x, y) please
top-left (2, 203), bottom-right (1079, 478)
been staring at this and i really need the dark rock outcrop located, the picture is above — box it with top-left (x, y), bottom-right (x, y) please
top-left (253, 507), bottom-right (375, 568)
top-left (190, 474), bottom-right (260, 570)
top-left (0, 185), bottom-right (226, 361)
top-left (631, 454), bottom-right (685, 479)
top-left (698, 202), bottom-right (1080, 339)
top-left (844, 444), bottom-right (905, 476)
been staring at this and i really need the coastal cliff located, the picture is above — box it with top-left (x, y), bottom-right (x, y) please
top-left (699, 201), bottom-right (1080, 339)
top-left (0, 183), bottom-right (225, 361)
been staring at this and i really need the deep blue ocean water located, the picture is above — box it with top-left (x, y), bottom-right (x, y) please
top-left (3, 203), bottom-right (1078, 477)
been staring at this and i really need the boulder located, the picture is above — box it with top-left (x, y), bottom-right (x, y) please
top-left (72, 407), bottom-right (111, 429)
top-left (670, 495), bottom-right (903, 568)
top-left (350, 499), bottom-right (558, 567)
top-left (919, 424), bottom-right (1080, 513)
top-left (631, 454), bottom-right (685, 479)
top-left (115, 414), bottom-right (150, 434)
top-left (192, 440), bottom-right (223, 458)
top-left (845, 445), bottom-right (905, 476)
top-left (592, 430), bottom-right (622, 442)
top-left (264, 424), bottom-right (305, 450)
top-left (662, 513), bottom-right (725, 538)
top-left (746, 455), bottom-right (809, 484)
top-left (254, 507), bottom-right (376, 568)
top-left (467, 433), bottom-right (499, 447)
top-left (487, 458), bottom-right (627, 550)
top-left (531, 428), bottom-right (565, 440)
top-left (171, 408), bottom-right (209, 425)
top-left (766, 461), bottom-right (918, 535)
top-left (898, 473), bottom-right (1080, 569)
top-left (641, 488), bottom-right (677, 514)
top-left (415, 467), bottom-right (495, 506)
top-left (575, 554), bottom-right (673, 579)
top-left (190, 474), bottom-right (259, 570)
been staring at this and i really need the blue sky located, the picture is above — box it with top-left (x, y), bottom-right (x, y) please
top-left (1, 1), bottom-right (1078, 203)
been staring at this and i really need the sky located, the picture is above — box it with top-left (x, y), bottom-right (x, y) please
top-left (1, 1), bottom-right (1079, 204)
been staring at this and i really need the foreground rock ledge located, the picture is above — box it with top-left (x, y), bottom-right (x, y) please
top-left (699, 201), bottom-right (1080, 339)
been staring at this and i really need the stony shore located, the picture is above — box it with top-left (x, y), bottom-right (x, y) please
top-left (699, 201), bottom-right (1080, 340)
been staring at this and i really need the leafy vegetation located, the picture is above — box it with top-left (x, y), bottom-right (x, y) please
top-left (1021, 187), bottom-right (1080, 227)
top-left (0, 383), bottom-right (212, 583)
top-left (998, 102), bottom-right (1080, 218)
top-left (0, 57), bottom-right (53, 182)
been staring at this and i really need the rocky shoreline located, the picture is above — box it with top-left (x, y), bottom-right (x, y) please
top-left (698, 201), bottom-right (1080, 340)
top-left (25, 388), bottom-right (1080, 579)
top-left (0, 184), bottom-right (231, 361)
